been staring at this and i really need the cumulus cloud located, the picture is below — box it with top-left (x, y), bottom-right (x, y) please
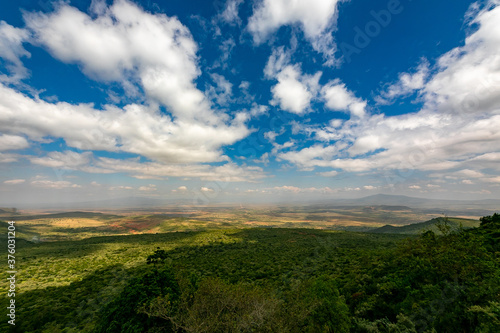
top-left (322, 79), bottom-right (367, 117)
top-left (0, 21), bottom-right (30, 83)
top-left (272, 185), bottom-right (338, 194)
top-left (279, 144), bottom-right (337, 166)
top-left (247, 0), bottom-right (344, 64)
top-left (0, 152), bottom-right (19, 163)
top-left (0, 134), bottom-right (29, 151)
top-left (265, 47), bottom-right (322, 114)
top-left (0, 84), bottom-right (250, 164)
top-left (4, 179), bottom-right (25, 185)
top-left (172, 185), bottom-right (188, 193)
top-left (31, 180), bottom-right (81, 189)
top-left (95, 157), bottom-right (266, 182)
top-left (26, 150), bottom-right (266, 182)
top-left (139, 184), bottom-right (156, 191)
top-left (376, 60), bottom-right (430, 104)
top-left (271, 65), bottom-right (321, 114)
top-left (317, 170), bottom-right (338, 177)
top-left (109, 185), bottom-right (133, 190)
top-left (280, 109), bottom-right (500, 173)
top-left (253, 152), bottom-right (269, 166)
top-left (30, 150), bottom-right (92, 169)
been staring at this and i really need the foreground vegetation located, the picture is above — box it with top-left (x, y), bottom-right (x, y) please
top-left (1, 215), bottom-right (499, 332)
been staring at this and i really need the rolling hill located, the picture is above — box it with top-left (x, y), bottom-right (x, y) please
top-left (370, 217), bottom-right (480, 234)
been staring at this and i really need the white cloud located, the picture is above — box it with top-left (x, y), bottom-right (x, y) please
top-left (271, 140), bottom-right (295, 156)
top-left (265, 48), bottom-right (322, 114)
top-left (485, 176), bottom-right (500, 183)
top-left (206, 73), bottom-right (233, 106)
top-left (270, 65), bottom-right (321, 114)
top-left (280, 108), bottom-right (500, 173)
top-left (94, 157), bottom-right (266, 182)
top-left (139, 184), bottom-right (156, 191)
top-left (317, 170), bottom-right (338, 177)
top-left (409, 185), bottom-right (421, 190)
top-left (0, 134), bottom-right (29, 151)
top-left (31, 180), bottom-right (80, 189)
top-left (0, 152), bottom-right (20, 163)
top-left (455, 169), bottom-right (484, 179)
top-left (247, 0), bottom-right (343, 64)
top-left (377, 60), bottom-right (429, 104)
top-left (212, 38), bottom-right (236, 70)
top-left (172, 185), bottom-right (188, 193)
top-left (273, 185), bottom-right (301, 193)
top-left (0, 21), bottom-right (30, 83)
top-left (264, 46), bottom-right (291, 78)
top-left (272, 185), bottom-right (338, 194)
top-left (264, 131), bottom-right (279, 142)
top-left (249, 104), bottom-right (269, 117)
top-left (109, 185), bottom-right (133, 190)
top-left (322, 79), bottom-right (367, 117)
top-left (200, 187), bottom-right (214, 193)
top-left (25, 150), bottom-right (267, 182)
top-left (3, 179), bottom-right (25, 185)
top-left (0, 84), bottom-right (249, 164)
top-left (253, 152), bottom-right (269, 166)
top-left (30, 151), bottom-right (92, 169)
top-left (221, 0), bottom-right (244, 25)
top-left (279, 144), bottom-right (336, 167)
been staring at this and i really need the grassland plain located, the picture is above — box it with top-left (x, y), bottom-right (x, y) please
top-left (0, 204), bottom-right (470, 242)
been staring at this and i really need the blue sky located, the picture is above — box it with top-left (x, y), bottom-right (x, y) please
top-left (1, 0), bottom-right (500, 207)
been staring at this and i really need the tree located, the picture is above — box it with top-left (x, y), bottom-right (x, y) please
top-left (147, 247), bottom-right (169, 266)
top-left (479, 213), bottom-right (500, 229)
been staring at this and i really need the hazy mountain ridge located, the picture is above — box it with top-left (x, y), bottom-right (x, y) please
top-left (370, 217), bottom-right (480, 235)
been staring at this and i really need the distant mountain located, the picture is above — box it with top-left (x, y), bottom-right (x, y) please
top-left (337, 194), bottom-right (429, 207)
top-left (315, 193), bottom-right (500, 212)
top-left (0, 207), bottom-right (19, 215)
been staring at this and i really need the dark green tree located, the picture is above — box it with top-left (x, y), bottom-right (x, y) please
top-left (480, 213), bottom-right (500, 228)
top-left (147, 247), bottom-right (169, 266)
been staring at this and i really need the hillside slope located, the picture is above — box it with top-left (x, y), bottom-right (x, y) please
top-left (370, 217), bottom-right (479, 234)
